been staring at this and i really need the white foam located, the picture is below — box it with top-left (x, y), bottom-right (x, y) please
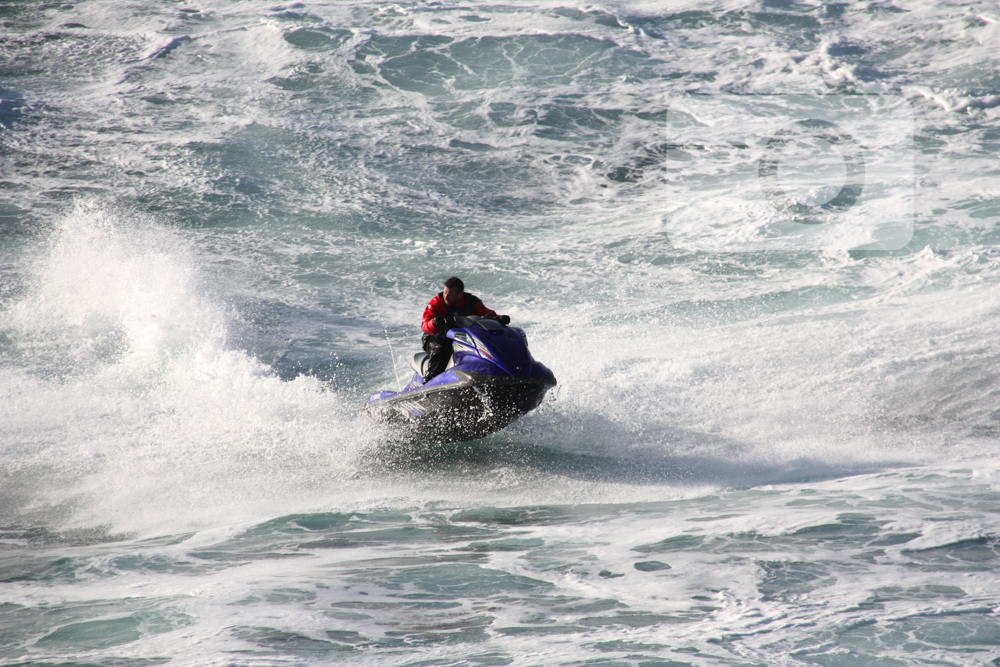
top-left (2, 202), bottom-right (373, 534)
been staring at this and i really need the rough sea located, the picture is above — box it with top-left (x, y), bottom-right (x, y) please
top-left (3, 0), bottom-right (1000, 665)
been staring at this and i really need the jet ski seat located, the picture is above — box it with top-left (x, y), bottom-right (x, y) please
top-left (409, 351), bottom-right (454, 378)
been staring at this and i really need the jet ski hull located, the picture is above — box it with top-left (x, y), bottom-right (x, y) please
top-left (366, 370), bottom-right (555, 444)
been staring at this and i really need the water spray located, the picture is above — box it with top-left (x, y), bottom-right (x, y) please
top-left (384, 324), bottom-right (403, 393)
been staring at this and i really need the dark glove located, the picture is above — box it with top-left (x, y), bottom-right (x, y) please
top-left (433, 315), bottom-right (456, 332)
top-left (496, 315), bottom-right (510, 325)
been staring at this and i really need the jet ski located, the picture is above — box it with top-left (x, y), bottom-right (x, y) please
top-left (365, 315), bottom-right (556, 443)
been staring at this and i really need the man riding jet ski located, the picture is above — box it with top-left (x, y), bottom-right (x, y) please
top-left (421, 276), bottom-right (506, 383)
top-left (365, 277), bottom-right (556, 443)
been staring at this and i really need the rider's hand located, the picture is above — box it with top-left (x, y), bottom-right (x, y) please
top-left (433, 315), bottom-right (455, 332)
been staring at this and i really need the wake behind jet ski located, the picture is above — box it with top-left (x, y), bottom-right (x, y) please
top-left (365, 314), bottom-right (556, 443)
top-left (365, 278), bottom-right (555, 443)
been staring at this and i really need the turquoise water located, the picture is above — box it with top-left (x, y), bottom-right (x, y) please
top-left (3, 0), bottom-right (1000, 664)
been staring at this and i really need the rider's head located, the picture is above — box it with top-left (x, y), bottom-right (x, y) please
top-left (443, 276), bottom-right (464, 306)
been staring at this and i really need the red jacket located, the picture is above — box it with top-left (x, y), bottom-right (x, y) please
top-left (421, 292), bottom-right (496, 336)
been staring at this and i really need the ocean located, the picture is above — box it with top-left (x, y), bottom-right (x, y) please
top-left (3, 0), bottom-right (1000, 665)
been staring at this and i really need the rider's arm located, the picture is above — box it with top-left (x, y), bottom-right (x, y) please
top-left (472, 300), bottom-right (497, 318)
top-left (421, 296), bottom-right (448, 336)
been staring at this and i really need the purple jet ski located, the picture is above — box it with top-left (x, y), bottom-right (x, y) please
top-left (366, 316), bottom-right (556, 443)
